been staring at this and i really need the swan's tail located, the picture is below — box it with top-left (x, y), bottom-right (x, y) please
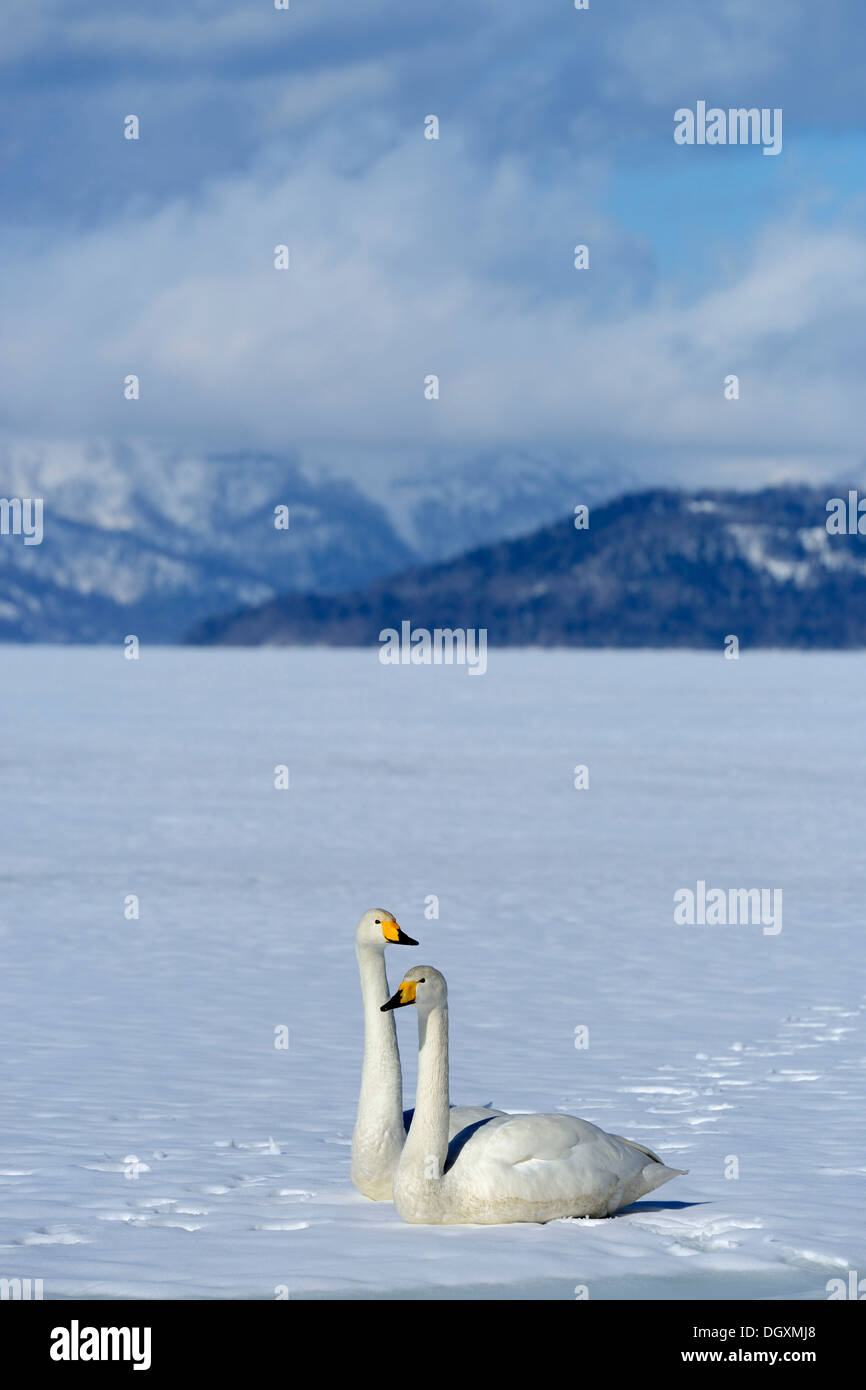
top-left (610, 1133), bottom-right (666, 1164)
top-left (613, 1133), bottom-right (689, 1182)
top-left (640, 1160), bottom-right (688, 1197)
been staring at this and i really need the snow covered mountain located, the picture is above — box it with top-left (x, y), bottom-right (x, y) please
top-left (0, 440), bottom-right (629, 642)
top-left (189, 485), bottom-right (866, 649)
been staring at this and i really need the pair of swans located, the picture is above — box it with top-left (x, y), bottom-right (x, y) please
top-left (351, 908), bottom-right (501, 1201)
top-left (351, 909), bottom-right (685, 1224)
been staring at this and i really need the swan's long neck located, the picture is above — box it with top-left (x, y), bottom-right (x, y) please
top-left (351, 944), bottom-right (405, 1195)
top-left (400, 1002), bottom-right (451, 1195)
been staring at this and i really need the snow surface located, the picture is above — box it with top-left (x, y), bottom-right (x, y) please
top-left (1, 647), bottom-right (864, 1300)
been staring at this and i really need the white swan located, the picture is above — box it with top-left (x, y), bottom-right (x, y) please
top-left (351, 910), bottom-right (503, 1201)
top-left (382, 965), bottom-right (687, 1224)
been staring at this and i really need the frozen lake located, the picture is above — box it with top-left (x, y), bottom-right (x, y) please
top-left (1, 647), bottom-right (863, 1299)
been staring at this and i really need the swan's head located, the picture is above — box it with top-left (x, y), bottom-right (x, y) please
top-left (381, 965), bottom-right (446, 1013)
top-left (355, 908), bottom-right (418, 949)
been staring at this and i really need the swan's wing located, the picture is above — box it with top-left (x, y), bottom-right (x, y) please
top-left (462, 1112), bottom-right (608, 1165)
top-left (607, 1132), bottom-right (689, 1181)
top-left (407, 1105), bottom-right (506, 1141)
top-left (451, 1112), bottom-right (681, 1216)
top-left (447, 1104), bottom-right (506, 1138)
top-left (607, 1132), bottom-right (664, 1165)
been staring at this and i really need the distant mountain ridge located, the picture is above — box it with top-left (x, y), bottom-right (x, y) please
top-left (186, 485), bottom-right (866, 649)
top-left (0, 440), bottom-right (625, 641)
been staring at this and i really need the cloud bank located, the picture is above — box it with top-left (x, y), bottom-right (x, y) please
top-left (0, 0), bottom-right (864, 487)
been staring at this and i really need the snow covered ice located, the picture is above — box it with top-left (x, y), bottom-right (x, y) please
top-left (1, 647), bottom-right (864, 1299)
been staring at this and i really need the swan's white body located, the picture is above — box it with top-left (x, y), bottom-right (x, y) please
top-left (386, 967), bottom-right (686, 1225)
top-left (350, 912), bottom-right (502, 1201)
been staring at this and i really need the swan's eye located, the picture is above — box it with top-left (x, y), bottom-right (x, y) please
top-left (418, 978), bottom-right (425, 983)
top-left (374, 919), bottom-right (381, 925)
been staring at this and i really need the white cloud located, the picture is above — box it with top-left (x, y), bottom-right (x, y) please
top-left (604, 0), bottom-right (804, 106)
top-left (0, 0), bottom-right (467, 65)
top-left (1, 126), bottom-right (864, 473)
top-left (2, 0), bottom-right (865, 496)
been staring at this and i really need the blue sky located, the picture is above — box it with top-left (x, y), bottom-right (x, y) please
top-left (1, 0), bottom-right (865, 489)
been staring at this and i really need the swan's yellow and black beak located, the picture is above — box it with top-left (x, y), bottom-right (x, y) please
top-left (381, 979), bottom-right (418, 1011)
top-left (382, 920), bottom-right (418, 946)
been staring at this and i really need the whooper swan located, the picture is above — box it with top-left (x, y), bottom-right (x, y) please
top-left (382, 965), bottom-right (686, 1224)
top-left (351, 910), bottom-right (503, 1201)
